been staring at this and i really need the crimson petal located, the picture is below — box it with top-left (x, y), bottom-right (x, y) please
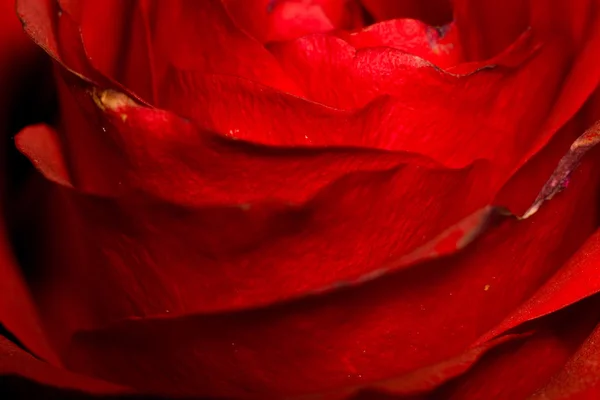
top-left (359, 0), bottom-right (452, 26)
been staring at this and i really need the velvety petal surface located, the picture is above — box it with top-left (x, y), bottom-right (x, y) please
top-left (453, 0), bottom-right (530, 62)
top-left (78, 0), bottom-right (302, 101)
top-left (14, 79), bottom-right (600, 398)
top-left (426, 298), bottom-right (600, 400)
top-left (343, 19), bottom-right (462, 69)
top-left (359, 0), bottom-right (452, 26)
top-left (528, 309), bottom-right (600, 399)
top-left (0, 334), bottom-right (128, 395)
top-left (22, 0), bottom-right (600, 193)
top-left (0, 0), bottom-right (59, 365)
top-left (223, 0), bottom-right (366, 43)
top-left (13, 0), bottom-right (600, 399)
top-left (57, 0), bottom-right (158, 103)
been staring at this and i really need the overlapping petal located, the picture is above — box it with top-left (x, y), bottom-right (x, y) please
top-left (9, 0), bottom-right (600, 398)
top-left (0, 0), bottom-right (60, 368)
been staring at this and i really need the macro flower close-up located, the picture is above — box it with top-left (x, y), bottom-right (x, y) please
top-left (3, 0), bottom-right (600, 399)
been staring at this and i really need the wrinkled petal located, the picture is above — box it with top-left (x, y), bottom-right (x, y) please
top-left (190, 30), bottom-right (557, 179)
top-left (15, 0), bottom-right (600, 398)
top-left (344, 19), bottom-right (462, 68)
top-left (22, 0), bottom-right (600, 195)
top-left (59, 156), bottom-right (597, 396)
top-left (16, 78), bottom-right (505, 329)
top-left (16, 86), bottom-right (600, 397)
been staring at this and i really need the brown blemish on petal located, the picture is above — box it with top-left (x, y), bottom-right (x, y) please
top-left (91, 88), bottom-right (137, 112)
top-left (521, 120), bottom-right (600, 219)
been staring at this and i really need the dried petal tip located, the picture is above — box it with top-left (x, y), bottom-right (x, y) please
top-left (521, 120), bottom-right (600, 219)
top-left (91, 88), bottom-right (136, 112)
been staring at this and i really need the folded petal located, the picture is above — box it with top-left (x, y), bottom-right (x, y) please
top-left (184, 31), bottom-right (558, 178)
top-left (0, 0), bottom-right (59, 365)
top-left (69, 0), bottom-right (303, 101)
top-left (16, 94), bottom-right (600, 397)
top-left (520, 2), bottom-right (600, 167)
top-left (59, 164), bottom-right (598, 396)
top-left (529, 315), bottom-right (600, 399)
top-left (16, 1), bottom-right (600, 398)
top-left (428, 299), bottom-right (600, 400)
top-left (57, 0), bottom-right (158, 103)
top-left (16, 83), bottom-right (501, 333)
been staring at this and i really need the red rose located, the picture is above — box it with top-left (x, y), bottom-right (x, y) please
top-left (4, 0), bottom-right (600, 398)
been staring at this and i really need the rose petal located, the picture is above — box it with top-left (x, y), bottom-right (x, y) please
top-left (359, 0), bottom-right (452, 26)
top-left (190, 29), bottom-right (560, 179)
top-left (529, 317), bottom-right (600, 399)
top-left (518, 2), bottom-right (600, 168)
top-left (15, 125), bottom-right (72, 188)
top-left (18, 117), bottom-right (600, 398)
top-left (0, 334), bottom-right (128, 395)
top-left (21, 75), bottom-right (496, 203)
top-left (154, 62), bottom-right (554, 172)
top-left (15, 94), bottom-right (497, 315)
top-left (253, 0), bottom-right (336, 42)
top-left (345, 19), bottom-right (462, 68)
top-left (62, 319), bottom-right (529, 398)
top-left (470, 87), bottom-right (600, 344)
top-left (452, 0), bottom-right (600, 177)
top-left (58, 0), bottom-right (157, 103)
top-left (16, 1), bottom-right (600, 398)
top-left (453, 0), bottom-right (594, 62)
top-left (351, 333), bottom-right (527, 399)
top-left (453, 0), bottom-right (530, 61)
top-left (0, 0), bottom-right (59, 365)
top-left (23, 3), bottom-right (600, 189)
top-left (17, 0), bottom-right (152, 105)
top-left (429, 299), bottom-right (600, 400)
top-left (0, 182), bottom-right (58, 365)
top-left (266, 28), bottom-right (540, 109)
top-left (223, 0), bottom-right (366, 43)
top-left (475, 225), bottom-right (600, 347)
top-left (60, 162), bottom-right (596, 396)
top-left (284, 333), bottom-right (527, 400)
top-left (521, 120), bottom-right (600, 219)
top-left (17, 0), bottom-right (73, 76)
top-left (68, 0), bottom-right (303, 102)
